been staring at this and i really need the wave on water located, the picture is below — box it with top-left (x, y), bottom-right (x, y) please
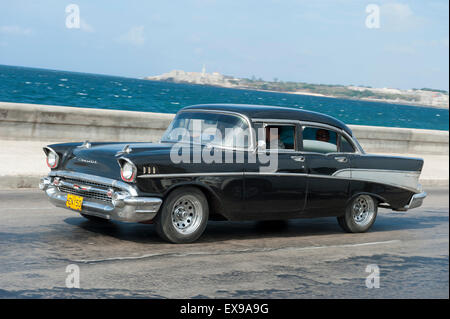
top-left (0, 64), bottom-right (448, 130)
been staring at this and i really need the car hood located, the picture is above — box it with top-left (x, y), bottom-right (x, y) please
top-left (61, 142), bottom-right (174, 179)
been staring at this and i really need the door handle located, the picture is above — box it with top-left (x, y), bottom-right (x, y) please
top-left (291, 155), bottom-right (305, 162)
top-left (334, 156), bottom-right (348, 163)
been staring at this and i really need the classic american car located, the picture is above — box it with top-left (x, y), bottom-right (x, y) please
top-left (40, 104), bottom-right (427, 243)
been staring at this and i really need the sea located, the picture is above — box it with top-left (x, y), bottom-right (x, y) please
top-left (0, 64), bottom-right (448, 131)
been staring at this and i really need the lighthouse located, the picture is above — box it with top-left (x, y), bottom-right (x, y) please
top-left (201, 64), bottom-right (206, 77)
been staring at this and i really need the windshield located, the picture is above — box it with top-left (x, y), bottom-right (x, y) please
top-left (161, 111), bottom-right (251, 149)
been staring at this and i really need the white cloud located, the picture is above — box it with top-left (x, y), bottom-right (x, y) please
top-left (380, 3), bottom-right (425, 31)
top-left (116, 26), bottom-right (146, 46)
top-left (0, 25), bottom-right (33, 36)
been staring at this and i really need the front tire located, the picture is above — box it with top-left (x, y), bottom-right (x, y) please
top-left (155, 187), bottom-right (209, 244)
top-left (337, 195), bottom-right (377, 233)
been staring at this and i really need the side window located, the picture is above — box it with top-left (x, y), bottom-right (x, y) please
top-left (302, 127), bottom-right (338, 153)
top-left (265, 125), bottom-right (296, 150)
top-left (340, 135), bottom-right (356, 153)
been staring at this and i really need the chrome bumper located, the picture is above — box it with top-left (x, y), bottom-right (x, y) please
top-left (401, 191), bottom-right (427, 211)
top-left (40, 172), bottom-right (162, 223)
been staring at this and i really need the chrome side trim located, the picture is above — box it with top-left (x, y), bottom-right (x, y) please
top-left (139, 172), bottom-right (309, 178)
top-left (332, 168), bottom-right (421, 193)
top-left (48, 170), bottom-right (138, 196)
top-left (137, 170), bottom-right (421, 193)
top-left (139, 172), bottom-right (245, 178)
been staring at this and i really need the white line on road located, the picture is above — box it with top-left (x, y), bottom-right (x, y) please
top-left (70, 240), bottom-right (401, 264)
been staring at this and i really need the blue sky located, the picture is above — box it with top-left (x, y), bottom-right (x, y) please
top-left (0, 0), bottom-right (448, 90)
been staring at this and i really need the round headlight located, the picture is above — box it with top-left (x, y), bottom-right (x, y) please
top-left (121, 162), bottom-right (135, 182)
top-left (46, 150), bottom-right (59, 168)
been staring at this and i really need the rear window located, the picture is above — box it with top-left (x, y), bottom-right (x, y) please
top-left (302, 127), bottom-right (338, 153)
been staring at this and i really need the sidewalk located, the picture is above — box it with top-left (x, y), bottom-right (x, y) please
top-left (0, 140), bottom-right (448, 189)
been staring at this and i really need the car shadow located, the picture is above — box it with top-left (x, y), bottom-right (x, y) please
top-left (63, 209), bottom-right (448, 244)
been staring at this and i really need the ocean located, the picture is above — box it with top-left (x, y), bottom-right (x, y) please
top-left (0, 64), bottom-right (448, 131)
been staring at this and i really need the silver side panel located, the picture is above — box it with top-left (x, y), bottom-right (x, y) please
top-left (333, 168), bottom-right (421, 192)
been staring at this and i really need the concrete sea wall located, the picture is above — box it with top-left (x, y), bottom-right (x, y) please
top-left (0, 102), bottom-right (448, 155)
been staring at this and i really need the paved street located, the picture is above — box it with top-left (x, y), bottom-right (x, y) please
top-left (0, 188), bottom-right (448, 298)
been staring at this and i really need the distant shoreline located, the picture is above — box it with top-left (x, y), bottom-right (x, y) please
top-left (145, 70), bottom-right (449, 110)
top-left (145, 78), bottom-right (449, 110)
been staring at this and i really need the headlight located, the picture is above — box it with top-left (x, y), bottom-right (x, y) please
top-left (44, 148), bottom-right (59, 169)
top-left (120, 161), bottom-right (136, 182)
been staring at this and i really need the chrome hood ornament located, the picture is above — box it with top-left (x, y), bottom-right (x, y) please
top-left (77, 140), bottom-right (91, 149)
top-left (116, 144), bottom-right (133, 156)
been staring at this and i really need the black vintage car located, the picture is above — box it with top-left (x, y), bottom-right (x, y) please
top-left (40, 104), bottom-right (426, 243)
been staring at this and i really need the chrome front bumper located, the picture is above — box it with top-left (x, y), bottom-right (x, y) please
top-left (40, 171), bottom-right (162, 223)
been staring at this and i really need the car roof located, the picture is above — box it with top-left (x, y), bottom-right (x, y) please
top-left (181, 103), bottom-right (353, 136)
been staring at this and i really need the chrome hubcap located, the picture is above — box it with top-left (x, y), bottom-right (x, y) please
top-left (171, 195), bottom-right (202, 235)
top-left (352, 195), bottom-right (375, 226)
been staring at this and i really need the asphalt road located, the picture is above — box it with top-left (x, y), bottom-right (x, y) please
top-left (0, 188), bottom-right (448, 299)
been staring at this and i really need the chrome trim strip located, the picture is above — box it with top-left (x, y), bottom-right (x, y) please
top-left (332, 168), bottom-right (421, 193)
top-left (335, 168), bottom-right (421, 175)
top-left (49, 170), bottom-right (138, 196)
top-left (246, 172), bottom-right (308, 177)
top-left (139, 172), bottom-right (245, 178)
top-left (139, 171), bottom-right (419, 180)
top-left (137, 170), bottom-right (421, 193)
top-left (356, 153), bottom-right (423, 161)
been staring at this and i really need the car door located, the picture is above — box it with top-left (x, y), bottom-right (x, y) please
top-left (242, 121), bottom-right (308, 220)
top-left (301, 125), bottom-right (355, 217)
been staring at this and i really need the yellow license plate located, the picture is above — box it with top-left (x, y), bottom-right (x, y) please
top-left (66, 194), bottom-right (83, 211)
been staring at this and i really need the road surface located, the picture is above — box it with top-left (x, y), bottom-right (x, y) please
top-left (0, 188), bottom-right (448, 298)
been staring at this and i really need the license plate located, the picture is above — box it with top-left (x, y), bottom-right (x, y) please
top-left (66, 194), bottom-right (83, 211)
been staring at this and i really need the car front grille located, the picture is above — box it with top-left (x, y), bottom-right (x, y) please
top-left (57, 177), bottom-right (117, 203)
top-left (59, 186), bottom-right (112, 203)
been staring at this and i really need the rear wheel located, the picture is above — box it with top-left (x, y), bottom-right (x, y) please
top-left (155, 187), bottom-right (209, 244)
top-left (337, 195), bottom-right (377, 233)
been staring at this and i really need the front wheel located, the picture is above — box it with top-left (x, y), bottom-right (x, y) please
top-left (337, 195), bottom-right (377, 233)
top-left (155, 187), bottom-right (209, 244)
